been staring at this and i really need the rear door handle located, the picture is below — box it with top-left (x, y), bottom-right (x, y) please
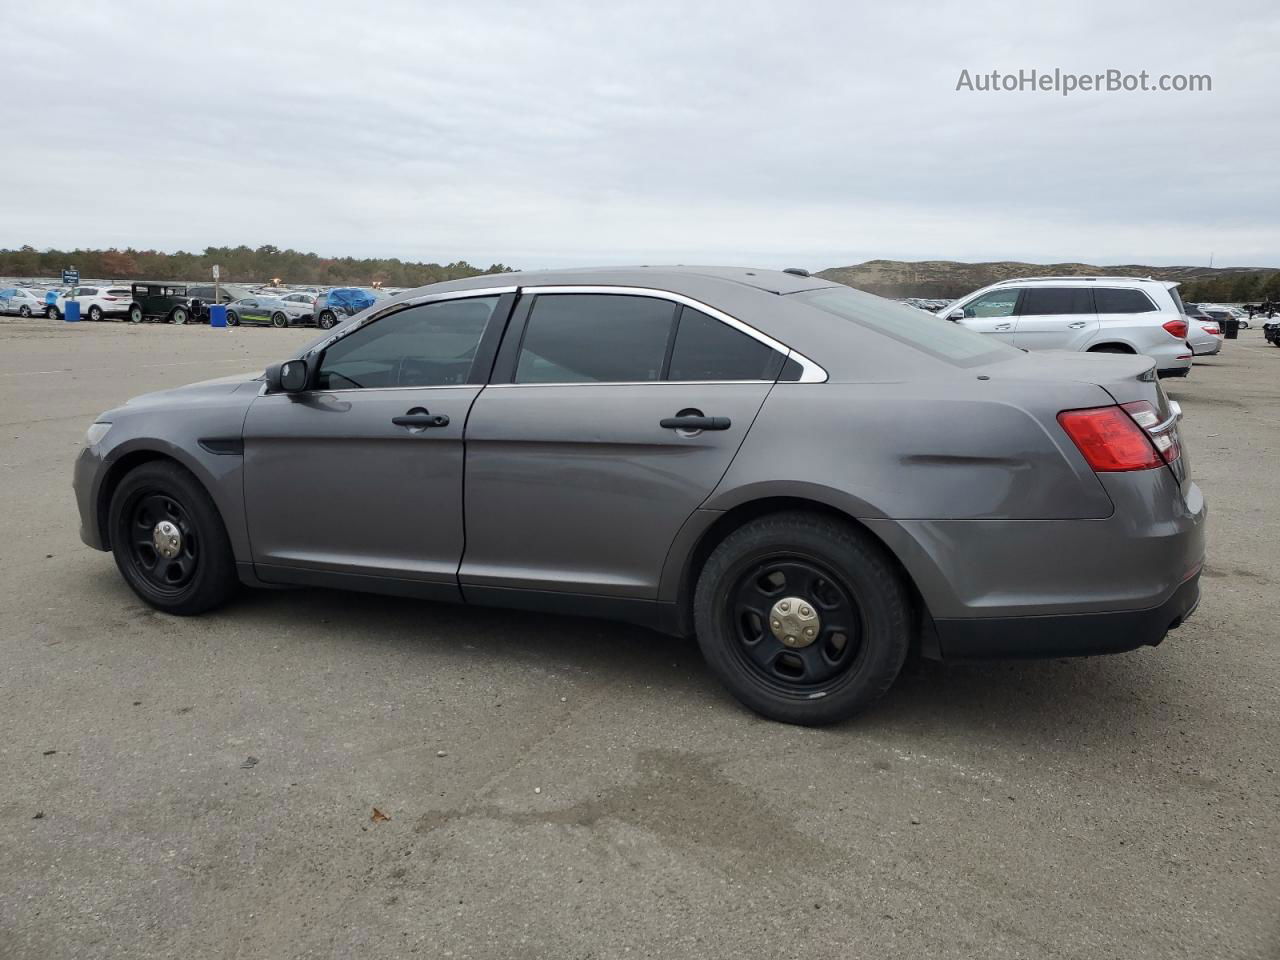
top-left (660, 415), bottom-right (731, 431)
top-left (392, 407), bottom-right (450, 428)
top-left (1068, 321), bottom-right (1087, 329)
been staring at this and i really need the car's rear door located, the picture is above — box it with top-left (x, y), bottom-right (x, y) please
top-left (242, 291), bottom-right (513, 596)
top-left (1013, 286), bottom-right (1097, 351)
top-left (460, 289), bottom-right (784, 599)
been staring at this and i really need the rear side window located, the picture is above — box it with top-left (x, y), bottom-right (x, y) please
top-left (1020, 287), bottom-right (1092, 315)
top-left (108, 288), bottom-right (131, 297)
top-left (1094, 288), bottom-right (1157, 313)
top-left (667, 306), bottom-right (782, 381)
top-left (515, 294), bottom-right (675, 383)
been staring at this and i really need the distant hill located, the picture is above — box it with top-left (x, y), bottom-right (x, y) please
top-left (816, 260), bottom-right (1278, 300)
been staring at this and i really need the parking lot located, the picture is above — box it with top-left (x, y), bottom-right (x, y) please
top-left (1, 317), bottom-right (1277, 959)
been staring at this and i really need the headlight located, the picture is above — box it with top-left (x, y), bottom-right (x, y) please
top-left (85, 422), bottom-right (112, 446)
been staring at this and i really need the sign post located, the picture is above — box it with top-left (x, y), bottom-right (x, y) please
top-left (212, 264), bottom-right (220, 308)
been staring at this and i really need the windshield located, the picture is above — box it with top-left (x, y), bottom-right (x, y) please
top-left (794, 286), bottom-right (1019, 366)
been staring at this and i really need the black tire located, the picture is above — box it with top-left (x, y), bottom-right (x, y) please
top-left (18, 305), bottom-right (31, 317)
top-left (88, 305), bottom-right (103, 322)
top-left (693, 511), bottom-right (910, 726)
top-left (129, 305), bottom-right (143, 323)
top-left (108, 461), bottom-right (237, 615)
top-left (1088, 344), bottom-right (1133, 354)
top-left (317, 311), bottom-right (337, 330)
top-left (170, 307), bottom-right (188, 325)
top-left (226, 311), bottom-right (240, 326)
top-left (46, 306), bottom-right (59, 319)
top-left (271, 312), bottom-right (288, 328)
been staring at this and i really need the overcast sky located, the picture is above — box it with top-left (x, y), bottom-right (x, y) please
top-left (4, 0), bottom-right (1277, 270)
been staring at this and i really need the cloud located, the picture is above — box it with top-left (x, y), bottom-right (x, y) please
top-left (3, 0), bottom-right (1277, 268)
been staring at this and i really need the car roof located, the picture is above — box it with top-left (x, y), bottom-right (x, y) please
top-left (991, 275), bottom-right (1169, 288)
top-left (412, 265), bottom-right (835, 298)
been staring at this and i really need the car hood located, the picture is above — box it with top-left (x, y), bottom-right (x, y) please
top-left (108, 371), bottom-right (263, 415)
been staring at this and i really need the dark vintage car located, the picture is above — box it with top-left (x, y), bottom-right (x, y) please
top-left (128, 283), bottom-right (193, 324)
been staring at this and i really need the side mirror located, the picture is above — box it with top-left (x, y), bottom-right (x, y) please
top-left (280, 358), bottom-right (310, 392)
top-left (947, 309), bottom-right (965, 322)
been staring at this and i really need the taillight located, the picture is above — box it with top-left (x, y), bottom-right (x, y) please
top-left (1058, 400), bottom-right (1179, 472)
top-left (1163, 318), bottom-right (1189, 339)
top-left (1202, 325), bottom-right (1220, 336)
top-left (103, 296), bottom-right (118, 301)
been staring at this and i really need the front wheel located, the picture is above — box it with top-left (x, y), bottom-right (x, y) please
top-left (271, 312), bottom-right (288, 328)
top-left (693, 512), bottom-right (910, 726)
top-left (317, 311), bottom-right (337, 330)
top-left (226, 311), bottom-right (240, 326)
top-left (18, 305), bottom-right (31, 318)
top-left (129, 305), bottom-right (143, 323)
top-left (108, 461), bottom-right (237, 615)
top-left (88, 305), bottom-right (103, 322)
top-left (46, 306), bottom-right (59, 319)
top-left (170, 307), bottom-right (188, 325)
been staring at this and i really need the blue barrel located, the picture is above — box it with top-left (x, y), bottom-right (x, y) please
top-left (209, 304), bottom-right (227, 328)
top-left (65, 300), bottom-right (80, 323)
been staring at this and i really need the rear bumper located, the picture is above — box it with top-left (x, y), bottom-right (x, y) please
top-left (934, 571), bottom-right (1201, 659)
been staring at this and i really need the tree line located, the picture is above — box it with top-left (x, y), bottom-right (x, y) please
top-left (1174, 271), bottom-right (1280, 304)
top-left (0, 245), bottom-right (515, 287)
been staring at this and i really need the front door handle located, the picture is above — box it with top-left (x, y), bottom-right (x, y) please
top-left (994, 322), bottom-right (1013, 331)
top-left (392, 407), bottom-right (450, 428)
top-left (1068, 321), bottom-right (1087, 329)
top-left (660, 415), bottom-right (731, 431)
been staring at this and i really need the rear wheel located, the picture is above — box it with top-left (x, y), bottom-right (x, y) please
top-left (129, 305), bottom-right (143, 323)
top-left (108, 461), bottom-right (237, 615)
top-left (88, 305), bottom-right (103, 322)
top-left (693, 512), bottom-right (910, 725)
top-left (46, 306), bottom-right (59, 319)
top-left (170, 307), bottom-right (188, 325)
top-left (317, 311), bottom-right (337, 330)
top-left (271, 312), bottom-right (288, 328)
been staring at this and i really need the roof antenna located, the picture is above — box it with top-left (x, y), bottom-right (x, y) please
top-left (782, 267), bottom-right (810, 277)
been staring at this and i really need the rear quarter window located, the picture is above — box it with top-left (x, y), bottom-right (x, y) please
top-left (1095, 288), bottom-right (1158, 313)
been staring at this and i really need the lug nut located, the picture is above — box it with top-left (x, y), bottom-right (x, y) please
top-left (800, 606), bottom-right (811, 617)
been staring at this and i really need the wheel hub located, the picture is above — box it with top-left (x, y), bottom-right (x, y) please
top-left (152, 520), bottom-right (182, 559)
top-left (768, 595), bottom-right (820, 648)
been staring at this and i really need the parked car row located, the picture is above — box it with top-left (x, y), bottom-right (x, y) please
top-left (1, 281), bottom-right (392, 329)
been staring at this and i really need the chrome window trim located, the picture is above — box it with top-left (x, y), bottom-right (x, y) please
top-left (485, 380), bottom-right (772, 388)
top-left (518, 285), bottom-right (828, 384)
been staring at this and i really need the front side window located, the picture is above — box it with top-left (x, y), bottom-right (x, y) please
top-left (515, 294), bottom-right (675, 384)
top-left (963, 289), bottom-right (1020, 318)
top-left (317, 296), bottom-right (498, 390)
top-left (667, 306), bottom-right (782, 381)
top-left (1020, 287), bottom-right (1093, 315)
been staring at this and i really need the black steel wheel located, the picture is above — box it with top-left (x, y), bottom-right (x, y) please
top-left (109, 461), bottom-right (237, 615)
top-left (694, 511), bottom-right (910, 725)
top-left (727, 557), bottom-right (865, 692)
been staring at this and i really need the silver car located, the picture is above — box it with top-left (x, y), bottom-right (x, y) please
top-left (72, 267), bottom-right (1205, 725)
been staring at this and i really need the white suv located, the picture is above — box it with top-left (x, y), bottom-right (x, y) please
top-left (942, 277), bottom-right (1194, 378)
top-left (53, 285), bottom-right (135, 322)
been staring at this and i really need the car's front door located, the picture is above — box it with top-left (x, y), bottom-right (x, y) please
top-left (951, 288), bottom-right (1021, 343)
top-left (242, 293), bottom-right (511, 597)
top-left (461, 291), bottom-right (785, 599)
top-left (1013, 286), bottom-right (1097, 351)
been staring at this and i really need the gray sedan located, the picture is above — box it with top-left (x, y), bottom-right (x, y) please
top-left (72, 267), bottom-right (1205, 725)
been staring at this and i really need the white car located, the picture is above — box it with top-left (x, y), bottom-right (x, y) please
top-left (0, 287), bottom-right (49, 317)
top-left (941, 276), bottom-right (1195, 378)
top-left (1200, 303), bottom-right (1250, 330)
top-left (54, 285), bottom-right (135, 321)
